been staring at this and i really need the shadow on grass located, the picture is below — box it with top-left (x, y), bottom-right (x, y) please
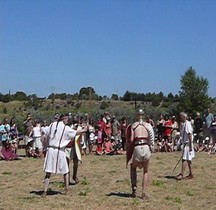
top-left (157, 175), bottom-right (178, 180)
top-left (106, 192), bottom-right (132, 198)
top-left (30, 190), bottom-right (62, 196)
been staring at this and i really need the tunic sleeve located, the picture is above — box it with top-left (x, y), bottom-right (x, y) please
top-left (146, 123), bottom-right (155, 146)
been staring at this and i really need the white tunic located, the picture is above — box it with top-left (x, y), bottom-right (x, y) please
top-left (43, 121), bottom-right (77, 174)
top-left (181, 120), bottom-right (195, 161)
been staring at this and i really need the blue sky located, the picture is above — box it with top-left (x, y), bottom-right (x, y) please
top-left (1, 0), bottom-right (216, 98)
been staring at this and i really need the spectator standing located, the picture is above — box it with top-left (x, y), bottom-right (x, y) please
top-left (0, 119), bottom-right (10, 154)
top-left (111, 116), bottom-right (120, 144)
top-left (104, 117), bottom-right (112, 140)
top-left (0, 119), bottom-right (3, 158)
top-left (10, 117), bottom-right (19, 154)
top-left (96, 124), bottom-right (104, 155)
top-left (119, 117), bottom-right (127, 150)
top-left (156, 114), bottom-right (165, 139)
top-left (23, 113), bottom-right (33, 157)
top-left (32, 119), bottom-right (42, 158)
top-left (0, 118), bottom-right (18, 161)
top-left (171, 116), bottom-right (179, 151)
top-left (79, 116), bottom-right (88, 155)
top-left (146, 115), bottom-right (155, 128)
top-left (194, 112), bottom-right (203, 151)
top-left (203, 108), bottom-right (214, 143)
top-left (98, 114), bottom-right (106, 142)
top-left (209, 116), bottom-right (216, 154)
top-left (41, 120), bottom-right (49, 157)
top-left (163, 114), bottom-right (172, 152)
top-left (171, 116), bottom-right (179, 140)
top-left (87, 118), bottom-right (95, 155)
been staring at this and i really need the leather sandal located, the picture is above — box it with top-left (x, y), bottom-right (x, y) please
top-left (131, 187), bottom-right (137, 198)
top-left (41, 191), bottom-right (47, 198)
top-left (141, 193), bottom-right (149, 200)
top-left (62, 189), bottom-right (70, 195)
top-left (185, 174), bottom-right (193, 179)
top-left (175, 173), bottom-right (183, 180)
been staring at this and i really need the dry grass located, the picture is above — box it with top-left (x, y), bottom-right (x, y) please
top-left (0, 149), bottom-right (216, 210)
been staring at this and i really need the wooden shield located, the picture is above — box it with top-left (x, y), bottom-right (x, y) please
top-left (75, 135), bottom-right (82, 163)
top-left (126, 124), bottom-right (134, 168)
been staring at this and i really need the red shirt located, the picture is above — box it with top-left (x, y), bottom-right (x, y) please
top-left (163, 119), bottom-right (172, 136)
top-left (98, 120), bottom-right (105, 131)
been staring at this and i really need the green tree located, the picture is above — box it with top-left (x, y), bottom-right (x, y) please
top-left (79, 87), bottom-right (95, 100)
top-left (123, 91), bottom-right (131, 101)
top-left (111, 94), bottom-right (118, 100)
top-left (178, 66), bottom-right (210, 115)
top-left (14, 91), bottom-right (28, 101)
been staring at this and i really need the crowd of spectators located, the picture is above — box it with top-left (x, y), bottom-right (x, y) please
top-left (0, 111), bottom-right (128, 160)
top-left (155, 108), bottom-right (216, 155)
top-left (1, 107), bottom-right (216, 161)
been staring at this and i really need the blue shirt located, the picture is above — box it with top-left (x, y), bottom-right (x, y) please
top-left (205, 113), bottom-right (214, 129)
top-left (0, 124), bottom-right (11, 141)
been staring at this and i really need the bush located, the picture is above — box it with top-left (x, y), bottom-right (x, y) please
top-left (3, 107), bottom-right (7, 114)
top-left (100, 101), bottom-right (109, 110)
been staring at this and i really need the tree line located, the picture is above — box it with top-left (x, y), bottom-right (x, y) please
top-left (0, 67), bottom-right (215, 117)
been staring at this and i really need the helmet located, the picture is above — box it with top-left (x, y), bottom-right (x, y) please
top-left (137, 109), bottom-right (144, 115)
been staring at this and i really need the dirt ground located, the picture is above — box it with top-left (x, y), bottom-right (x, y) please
top-left (0, 148), bottom-right (216, 210)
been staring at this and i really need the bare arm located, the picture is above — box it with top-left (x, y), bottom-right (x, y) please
top-left (188, 133), bottom-right (192, 151)
top-left (130, 126), bottom-right (134, 143)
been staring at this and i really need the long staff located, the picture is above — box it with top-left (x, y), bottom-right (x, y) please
top-left (172, 153), bottom-right (183, 172)
top-left (173, 124), bottom-right (187, 172)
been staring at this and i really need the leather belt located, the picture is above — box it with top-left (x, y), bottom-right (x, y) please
top-left (48, 146), bottom-right (64, 151)
top-left (134, 139), bottom-right (149, 146)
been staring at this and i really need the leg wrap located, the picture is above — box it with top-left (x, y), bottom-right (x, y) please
top-left (43, 178), bottom-right (50, 193)
top-left (130, 164), bottom-right (137, 192)
top-left (73, 160), bottom-right (78, 181)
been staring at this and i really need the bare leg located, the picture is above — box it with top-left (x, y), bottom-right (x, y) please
top-left (187, 160), bottom-right (193, 176)
top-left (181, 160), bottom-right (187, 177)
top-left (83, 148), bottom-right (87, 155)
top-left (164, 144), bottom-right (167, 152)
top-left (42, 173), bottom-right (51, 197)
top-left (63, 173), bottom-right (69, 194)
top-left (89, 144), bottom-right (93, 155)
top-left (73, 159), bottom-right (79, 183)
top-left (66, 157), bottom-right (71, 184)
top-left (25, 143), bottom-right (30, 157)
top-left (142, 160), bottom-right (149, 199)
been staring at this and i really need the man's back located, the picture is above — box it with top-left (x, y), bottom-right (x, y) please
top-left (131, 121), bottom-right (149, 140)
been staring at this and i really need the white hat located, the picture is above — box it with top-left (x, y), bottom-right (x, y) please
top-left (175, 132), bottom-right (180, 137)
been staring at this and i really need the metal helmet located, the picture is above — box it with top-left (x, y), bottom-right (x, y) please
top-left (137, 109), bottom-right (144, 115)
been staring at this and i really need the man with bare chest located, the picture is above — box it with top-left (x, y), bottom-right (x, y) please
top-left (126, 109), bottom-right (155, 199)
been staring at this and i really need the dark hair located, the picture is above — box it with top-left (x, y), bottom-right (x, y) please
top-left (54, 114), bottom-right (66, 136)
top-left (10, 117), bottom-right (15, 126)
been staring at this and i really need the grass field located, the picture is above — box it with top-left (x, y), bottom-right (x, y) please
top-left (0, 149), bottom-right (216, 210)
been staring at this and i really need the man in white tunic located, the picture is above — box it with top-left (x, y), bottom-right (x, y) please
top-left (42, 114), bottom-right (77, 197)
top-left (176, 112), bottom-right (195, 180)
